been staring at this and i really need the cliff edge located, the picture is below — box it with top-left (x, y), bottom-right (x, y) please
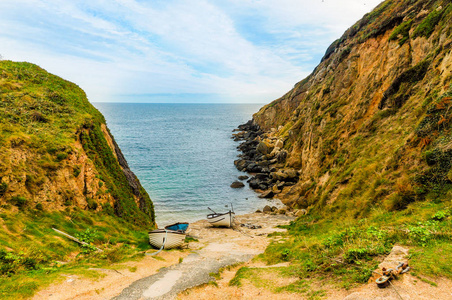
top-left (0, 60), bottom-right (154, 226)
top-left (241, 0), bottom-right (452, 214)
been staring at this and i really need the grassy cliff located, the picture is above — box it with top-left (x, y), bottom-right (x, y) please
top-left (0, 61), bottom-right (155, 298)
top-left (234, 0), bottom-right (452, 296)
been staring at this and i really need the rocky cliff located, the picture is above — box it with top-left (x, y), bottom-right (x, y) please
top-left (237, 0), bottom-right (452, 215)
top-left (0, 61), bottom-right (155, 226)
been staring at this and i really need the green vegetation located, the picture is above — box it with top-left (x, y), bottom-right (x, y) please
top-left (0, 60), bottom-right (154, 226)
top-left (239, 204), bottom-right (451, 296)
top-left (389, 19), bottom-right (412, 45)
top-left (412, 6), bottom-right (444, 39)
top-left (0, 208), bottom-right (156, 299)
top-left (248, 0), bottom-right (452, 296)
top-left (0, 60), bottom-right (156, 298)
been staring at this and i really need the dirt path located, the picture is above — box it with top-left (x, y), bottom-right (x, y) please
top-left (32, 213), bottom-right (294, 300)
top-left (33, 213), bottom-right (452, 300)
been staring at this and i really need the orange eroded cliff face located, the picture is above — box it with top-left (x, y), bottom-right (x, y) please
top-left (251, 0), bottom-right (452, 213)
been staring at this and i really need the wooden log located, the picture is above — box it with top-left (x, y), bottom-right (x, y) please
top-left (52, 228), bottom-right (103, 252)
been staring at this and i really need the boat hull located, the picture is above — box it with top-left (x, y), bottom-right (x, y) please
top-left (207, 211), bottom-right (235, 227)
top-left (148, 229), bottom-right (186, 249)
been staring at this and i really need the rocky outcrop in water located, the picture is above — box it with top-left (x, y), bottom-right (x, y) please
top-left (233, 120), bottom-right (299, 199)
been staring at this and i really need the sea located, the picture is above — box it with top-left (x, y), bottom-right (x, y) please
top-left (93, 103), bottom-right (279, 226)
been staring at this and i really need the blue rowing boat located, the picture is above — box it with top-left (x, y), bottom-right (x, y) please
top-left (164, 222), bottom-right (189, 232)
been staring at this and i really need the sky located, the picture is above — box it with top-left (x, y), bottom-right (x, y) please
top-left (0, 0), bottom-right (384, 103)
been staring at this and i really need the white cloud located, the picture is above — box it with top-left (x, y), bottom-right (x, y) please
top-left (0, 0), bottom-right (384, 103)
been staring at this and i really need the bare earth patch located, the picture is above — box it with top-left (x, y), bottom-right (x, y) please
top-left (32, 250), bottom-right (189, 300)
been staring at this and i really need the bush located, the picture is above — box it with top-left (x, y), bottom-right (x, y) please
top-left (389, 19), bottom-right (412, 45)
top-left (413, 8), bottom-right (443, 39)
top-left (9, 196), bottom-right (28, 209)
top-left (75, 228), bottom-right (98, 254)
top-left (0, 182), bottom-right (7, 196)
top-left (86, 199), bottom-right (98, 210)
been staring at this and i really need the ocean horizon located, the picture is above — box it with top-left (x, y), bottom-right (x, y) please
top-left (93, 103), bottom-right (279, 225)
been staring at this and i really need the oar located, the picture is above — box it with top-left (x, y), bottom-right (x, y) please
top-left (208, 207), bottom-right (217, 214)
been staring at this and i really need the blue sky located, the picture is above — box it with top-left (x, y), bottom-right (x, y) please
top-left (0, 0), bottom-right (383, 103)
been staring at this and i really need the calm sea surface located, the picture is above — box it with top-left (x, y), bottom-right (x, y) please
top-left (93, 103), bottom-right (274, 225)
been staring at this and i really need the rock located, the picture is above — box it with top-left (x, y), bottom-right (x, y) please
top-left (276, 149), bottom-right (288, 163)
top-left (234, 159), bottom-right (248, 171)
top-left (275, 139), bottom-right (284, 149)
top-left (271, 169), bottom-right (299, 182)
top-left (248, 178), bottom-right (260, 189)
top-left (271, 206), bottom-right (278, 212)
top-left (230, 181), bottom-right (245, 188)
top-left (246, 163), bottom-right (262, 173)
top-left (295, 209), bottom-right (307, 217)
top-left (255, 209), bottom-right (262, 213)
top-left (258, 184), bottom-right (268, 190)
top-left (256, 141), bottom-right (268, 155)
top-left (277, 209), bottom-right (286, 215)
top-left (262, 205), bottom-right (272, 213)
top-left (259, 190), bottom-right (274, 199)
top-left (255, 173), bottom-right (269, 181)
top-left (272, 184), bottom-right (281, 194)
top-left (238, 175), bottom-right (249, 180)
top-left (256, 140), bottom-right (274, 155)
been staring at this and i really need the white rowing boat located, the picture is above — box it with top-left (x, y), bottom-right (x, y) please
top-left (207, 209), bottom-right (235, 227)
top-left (148, 229), bottom-right (186, 250)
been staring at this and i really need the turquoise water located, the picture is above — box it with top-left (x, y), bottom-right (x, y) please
top-left (93, 103), bottom-right (272, 225)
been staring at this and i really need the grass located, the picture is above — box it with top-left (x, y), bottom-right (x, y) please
top-left (0, 60), bottom-right (157, 297)
top-left (0, 207), bottom-right (156, 299)
top-left (0, 60), bottom-right (155, 227)
top-left (250, 202), bottom-right (452, 296)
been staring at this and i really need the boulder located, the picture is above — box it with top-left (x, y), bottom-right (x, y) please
top-left (248, 178), bottom-right (260, 189)
top-left (234, 159), bottom-right (248, 171)
top-left (276, 150), bottom-right (288, 163)
top-left (271, 169), bottom-right (299, 182)
top-left (256, 140), bottom-right (274, 155)
top-left (259, 190), bottom-right (274, 198)
top-left (255, 173), bottom-right (270, 181)
top-left (230, 181), bottom-right (245, 188)
top-left (275, 139), bottom-right (284, 149)
top-left (238, 175), bottom-right (249, 180)
top-left (258, 184), bottom-right (268, 190)
top-left (295, 209), bottom-right (308, 217)
top-left (255, 209), bottom-right (262, 213)
top-left (277, 209), bottom-right (286, 215)
top-left (263, 205), bottom-right (272, 213)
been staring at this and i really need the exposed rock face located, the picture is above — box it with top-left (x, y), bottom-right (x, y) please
top-left (235, 0), bottom-right (452, 213)
top-left (0, 61), bottom-right (155, 226)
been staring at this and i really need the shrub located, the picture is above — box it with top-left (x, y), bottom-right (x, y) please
top-left (56, 152), bottom-right (68, 162)
top-left (389, 19), bottom-right (412, 45)
top-left (413, 8), bottom-right (443, 39)
top-left (0, 182), bottom-right (7, 196)
top-left (86, 199), bottom-right (98, 210)
top-left (73, 166), bottom-right (81, 177)
top-left (9, 196), bottom-right (28, 209)
top-left (75, 228), bottom-right (98, 254)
